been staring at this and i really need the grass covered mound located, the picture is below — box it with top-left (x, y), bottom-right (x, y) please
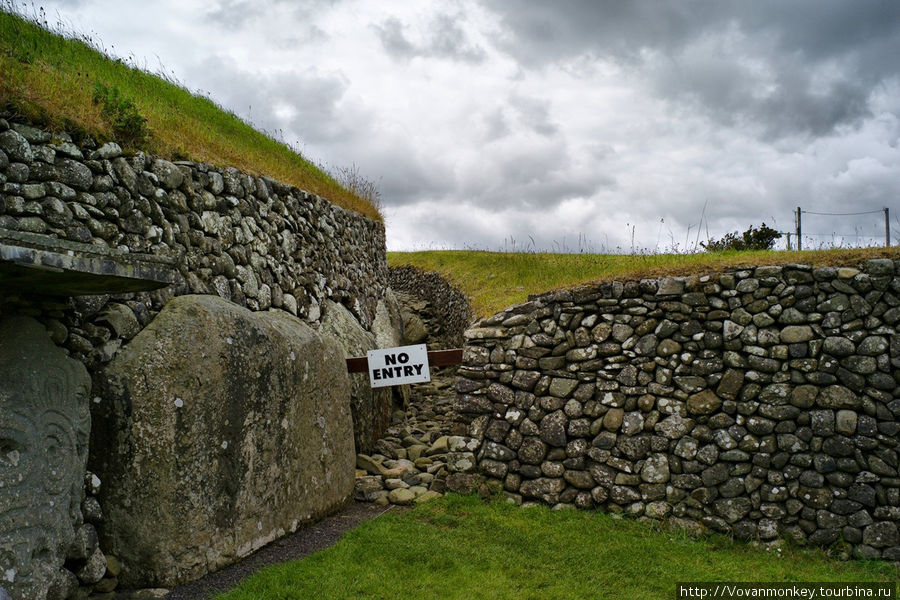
top-left (216, 494), bottom-right (896, 600)
top-left (388, 247), bottom-right (900, 318)
top-left (0, 5), bottom-right (381, 221)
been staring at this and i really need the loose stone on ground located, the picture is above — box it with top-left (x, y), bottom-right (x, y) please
top-left (354, 371), bottom-right (482, 507)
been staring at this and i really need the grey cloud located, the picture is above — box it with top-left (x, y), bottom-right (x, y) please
top-left (485, 0), bottom-right (900, 138)
top-left (483, 109), bottom-right (510, 141)
top-left (42, 0), bottom-right (85, 6)
top-left (205, 0), bottom-right (326, 30)
top-left (373, 11), bottom-right (486, 63)
top-left (483, 1), bottom-right (701, 65)
top-left (737, 2), bottom-right (900, 64)
top-left (369, 152), bottom-right (455, 207)
top-left (317, 133), bottom-right (457, 208)
top-left (428, 14), bottom-right (486, 63)
top-left (495, 176), bottom-right (613, 210)
top-left (278, 74), bottom-right (355, 143)
top-left (329, 1), bottom-right (896, 249)
top-left (486, 1), bottom-right (900, 69)
top-left (390, 203), bottom-right (546, 252)
top-left (39, 0), bottom-right (898, 253)
top-left (204, 0), bottom-right (259, 28)
top-left (459, 142), bottom-right (616, 211)
top-left (647, 37), bottom-right (874, 140)
top-left (274, 25), bottom-right (329, 48)
top-left (392, 204), bottom-right (495, 250)
top-left (479, 97), bottom-right (557, 142)
top-left (326, 119), bottom-right (612, 213)
top-left (185, 54), bottom-right (457, 209)
top-left (373, 17), bottom-right (416, 60)
top-left (184, 55), bottom-right (351, 144)
top-left (509, 95), bottom-right (558, 137)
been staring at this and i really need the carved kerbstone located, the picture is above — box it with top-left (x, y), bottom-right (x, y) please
top-left (0, 316), bottom-right (91, 600)
top-left (92, 295), bottom-right (355, 587)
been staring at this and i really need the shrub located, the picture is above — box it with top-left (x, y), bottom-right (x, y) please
top-left (703, 223), bottom-right (782, 252)
top-left (92, 82), bottom-right (149, 147)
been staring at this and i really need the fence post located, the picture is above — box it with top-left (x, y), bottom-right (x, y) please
top-left (796, 207), bottom-right (802, 251)
top-left (886, 207), bottom-right (891, 248)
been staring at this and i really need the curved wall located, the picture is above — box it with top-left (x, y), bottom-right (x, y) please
top-left (388, 265), bottom-right (474, 349)
top-left (456, 259), bottom-right (900, 559)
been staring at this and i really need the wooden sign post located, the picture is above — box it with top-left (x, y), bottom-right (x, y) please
top-left (345, 347), bottom-right (463, 388)
top-left (366, 344), bottom-right (431, 388)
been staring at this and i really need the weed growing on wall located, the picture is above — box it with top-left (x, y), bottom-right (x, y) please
top-left (328, 162), bottom-right (383, 213)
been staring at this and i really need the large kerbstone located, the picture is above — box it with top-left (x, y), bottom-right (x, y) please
top-left (91, 295), bottom-right (354, 587)
top-left (320, 300), bottom-right (393, 453)
top-left (0, 316), bottom-right (90, 600)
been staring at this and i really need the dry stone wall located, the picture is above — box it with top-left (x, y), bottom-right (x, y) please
top-left (389, 266), bottom-right (473, 349)
top-left (456, 259), bottom-right (900, 560)
top-left (0, 117), bottom-right (387, 329)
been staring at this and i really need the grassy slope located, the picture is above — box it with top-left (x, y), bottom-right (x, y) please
top-left (388, 247), bottom-right (900, 318)
top-left (217, 495), bottom-right (896, 600)
top-left (0, 7), bottom-right (380, 221)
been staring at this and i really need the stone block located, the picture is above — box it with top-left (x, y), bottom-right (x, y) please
top-left (780, 325), bottom-right (813, 344)
top-left (92, 296), bottom-right (354, 587)
top-left (816, 385), bottom-right (860, 409)
top-left (686, 389), bottom-right (722, 415)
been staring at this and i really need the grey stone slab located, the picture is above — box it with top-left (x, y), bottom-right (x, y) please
top-left (0, 228), bottom-right (175, 295)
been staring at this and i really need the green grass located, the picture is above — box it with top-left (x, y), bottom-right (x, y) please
top-left (0, 5), bottom-right (381, 221)
top-left (388, 247), bottom-right (900, 317)
top-left (216, 495), bottom-right (896, 600)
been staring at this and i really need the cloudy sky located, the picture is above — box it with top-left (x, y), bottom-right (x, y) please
top-left (29, 0), bottom-right (900, 252)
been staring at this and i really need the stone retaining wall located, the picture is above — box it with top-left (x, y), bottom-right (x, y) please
top-left (388, 265), bottom-right (473, 349)
top-left (0, 117), bottom-right (386, 328)
top-left (456, 259), bottom-right (900, 559)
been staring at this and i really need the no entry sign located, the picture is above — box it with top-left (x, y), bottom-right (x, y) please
top-left (367, 343), bottom-right (431, 388)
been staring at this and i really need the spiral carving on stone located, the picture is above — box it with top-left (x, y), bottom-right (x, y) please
top-left (0, 316), bottom-right (90, 600)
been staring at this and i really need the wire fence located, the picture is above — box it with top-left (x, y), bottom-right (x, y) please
top-left (778, 206), bottom-right (895, 250)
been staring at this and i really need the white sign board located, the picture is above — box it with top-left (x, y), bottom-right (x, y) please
top-left (367, 344), bottom-right (431, 388)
